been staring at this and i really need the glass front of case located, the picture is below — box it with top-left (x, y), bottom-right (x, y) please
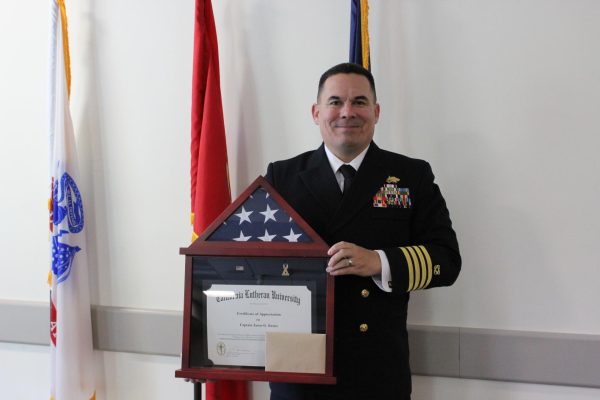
top-left (189, 255), bottom-right (327, 369)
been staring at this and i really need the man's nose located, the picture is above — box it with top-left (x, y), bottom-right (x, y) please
top-left (340, 102), bottom-right (356, 118)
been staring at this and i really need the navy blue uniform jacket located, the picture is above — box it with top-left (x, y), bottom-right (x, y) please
top-left (266, 142), bottom-right (461, 400)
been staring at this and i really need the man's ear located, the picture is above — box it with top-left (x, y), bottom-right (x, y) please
top-left (311, 103), bottom-right (320, 125)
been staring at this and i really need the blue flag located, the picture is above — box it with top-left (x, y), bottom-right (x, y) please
top-left (350, 0), bottom-right (370, 70)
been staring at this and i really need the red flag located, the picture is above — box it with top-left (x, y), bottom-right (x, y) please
top-left (191, 0), bottom-right (231, 239)
top-left (190, 0), bottom-right (248, 398)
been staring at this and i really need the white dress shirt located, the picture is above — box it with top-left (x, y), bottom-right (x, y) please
top-left (323, 144), bottom-right (392, 292)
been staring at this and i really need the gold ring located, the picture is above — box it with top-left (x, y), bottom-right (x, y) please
top-left (347, 258), bottom-right (353, 267)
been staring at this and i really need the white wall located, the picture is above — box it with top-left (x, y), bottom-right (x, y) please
top-left (1, 0), bottom-right (600, 398)
top-left (0, 342), bottom-right (192, 400)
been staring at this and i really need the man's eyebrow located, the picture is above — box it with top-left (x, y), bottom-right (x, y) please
top-left (326, 95), bottom-right (370, 102)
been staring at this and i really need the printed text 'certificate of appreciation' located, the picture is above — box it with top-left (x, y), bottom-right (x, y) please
top-left (204, 284), bottom-right (312, 367)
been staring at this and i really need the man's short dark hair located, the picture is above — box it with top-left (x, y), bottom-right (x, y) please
top-left (317, 62), bottom-right (377, 101)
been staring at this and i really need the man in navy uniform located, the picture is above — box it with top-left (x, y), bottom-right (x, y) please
top-left (266, 63), bottom-right (461, 399)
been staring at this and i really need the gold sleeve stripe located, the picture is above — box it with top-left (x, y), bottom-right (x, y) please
top-left (419, 245), bottom-right (433, 288)
top-left (412, 246), bottom-right (428, 289)
top-left (401, 245), bottom-right (435, 291)
top-left (400, 247), bottom-right (415, 291)
top-left (405, 246), bottom-right (421, 290)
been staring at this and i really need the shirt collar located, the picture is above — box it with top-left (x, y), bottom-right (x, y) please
top-left (323, 144), bottom-right (370, 174)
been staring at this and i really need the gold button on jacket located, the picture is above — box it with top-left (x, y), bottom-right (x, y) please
top-left (359, 323), bottom-right (368, 333)
top-left (361, 289), bottom-right (370, 298)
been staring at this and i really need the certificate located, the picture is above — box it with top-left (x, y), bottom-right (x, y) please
top-left (204, 284), bottom-right (312, 367)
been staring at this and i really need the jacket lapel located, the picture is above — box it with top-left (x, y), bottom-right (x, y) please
top-left (299, 144), bottom-right (343, 217)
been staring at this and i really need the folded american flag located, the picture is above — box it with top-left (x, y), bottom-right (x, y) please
top-left (208, 188), bottom-right (311, 243)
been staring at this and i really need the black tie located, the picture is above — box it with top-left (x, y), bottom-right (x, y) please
top-left (339, 164), bottom-right (356, 195)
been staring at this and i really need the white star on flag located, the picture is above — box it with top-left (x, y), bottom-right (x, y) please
top-left (233, 230), bottom-right (252, 241)
top-left (260, 204), bottom-right (278, 223)
top-left (235, 206), bottom-right (253, 224)
top-left (283, 228), bottom-right (302, 242)
top-left (258, 229), bottom-right (276, 242)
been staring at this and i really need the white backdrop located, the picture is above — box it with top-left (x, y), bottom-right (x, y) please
top-left (1, 0), bottom-right (599, 398)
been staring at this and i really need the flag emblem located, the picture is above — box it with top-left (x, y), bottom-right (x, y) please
top-left (51, 231), bottom-right (81, 284)
top-left (52, 172), bottom-right (84, 233)
top-left (51, 172), bottom-right (84, 283)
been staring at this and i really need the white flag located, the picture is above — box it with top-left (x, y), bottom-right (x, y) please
top-left (49, 1), bottom-right (96, 399)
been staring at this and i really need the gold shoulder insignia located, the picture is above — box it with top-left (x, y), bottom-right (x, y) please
top-left (386, 176), bottom-right (400, 184)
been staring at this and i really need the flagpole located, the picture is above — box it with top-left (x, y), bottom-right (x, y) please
top-left (194, 382), bottom-right (202, 400)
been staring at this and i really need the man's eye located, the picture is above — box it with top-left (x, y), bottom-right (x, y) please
top-left (328, 100), bottom-right (341, 106)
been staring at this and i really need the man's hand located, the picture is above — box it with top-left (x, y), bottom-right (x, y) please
top-left (326, 241), bottom-right (382, 277)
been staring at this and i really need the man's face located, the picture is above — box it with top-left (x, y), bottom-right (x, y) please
top-left (312, 73), bottom-right (380, 162)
